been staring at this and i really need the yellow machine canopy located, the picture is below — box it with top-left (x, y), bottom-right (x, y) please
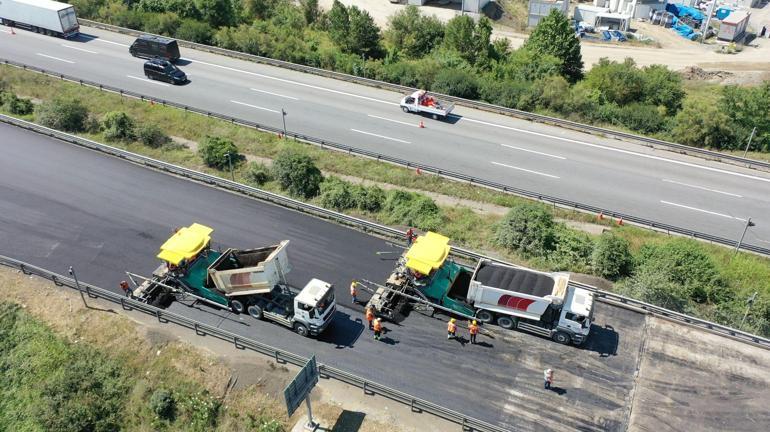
top-left (157, 223), bottom-right (213, 266)
top-left (404, 232), bottom-right (450, 275)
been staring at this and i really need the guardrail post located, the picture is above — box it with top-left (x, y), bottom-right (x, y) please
top-left (274, 351), bottom-right (284, 364)
top-left (156, 309), bottom-right (167, 323)
top-left (51, 275), bottom-right (63, 286)
top-left (233, 336), bottom-right (243, 350)
top-left (194, 323), bottom-right (204, 336)
top-left (85, 283), bottom-right (97, 299)
top-left (19, 264), bottom-right (29, 275)
top-left (119, 297), bottom-right (130, 311)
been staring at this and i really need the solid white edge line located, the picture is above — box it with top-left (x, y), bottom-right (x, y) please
top-left (126, 75), bottom-right (169, 87)
top-left (463, 117), bottom-right (770, 184)
top-left (490, 161), bottom-right (560, 179)
top-left (94, 38), bottom-right (130, 47)
top-left (230, 100), bottom-right (280, 113)
top-left (660, 200), bottom-right (746, 221)
top-left (61, 44), bottom-right (98, 54)
top-left (250, 87), bottom-right (298, 100)
top-left (36, 53), bottom-right (74, 64)
top-left (350, 129), bottom-right (411, 144)
top-left (662, 179), bottom-right (743, 198)
top-left (500, 143), bottom-right (566, 160)
top-left (367, 114), bottom-right (419, 127)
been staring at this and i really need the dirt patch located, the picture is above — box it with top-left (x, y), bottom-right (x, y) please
top-left (680, 66), bottom-right (735, 82)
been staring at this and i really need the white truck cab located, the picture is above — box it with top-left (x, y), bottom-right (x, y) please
top-left (293, 278), bottom-right (337, 336)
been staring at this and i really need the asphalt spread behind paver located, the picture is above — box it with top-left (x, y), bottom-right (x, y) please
top-left (0, 122), bottom-right (648, 431)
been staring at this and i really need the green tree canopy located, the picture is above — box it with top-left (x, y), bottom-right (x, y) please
top-left (385, 5), bottom-right (444, 58)
top-left (523, 9), bottom-right (583, 82)
top-left (326, 0), bottom-right (381, 57)
top-left (443, 15), bottom-right (492, 65)
top-left (720, 82), bottom-right (770, 152)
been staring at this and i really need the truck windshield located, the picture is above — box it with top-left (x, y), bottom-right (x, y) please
top-left (314, 289), bottom-right (335, 316)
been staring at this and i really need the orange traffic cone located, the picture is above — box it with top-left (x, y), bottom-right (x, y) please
top-left (617, 218), bottom-right (624, 226)
top-left (598, 212), bottom-right (604, 221)
top-left (419, 121), bottom-right (425, 128)
top-left (149, 99), bottom-right (154, 106)
top-left (11, 28), bottom-right (16, 35)
top-left (416, 167), bottom-right (422, 175)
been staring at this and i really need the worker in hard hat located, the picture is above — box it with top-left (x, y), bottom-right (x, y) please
top-left (365, 305), bottom-right (375, 330)
top-left (469, 320), bottom-right (479, 344)
top-left (544, 368), bottom-right (554, 390)
top-left (447, 318), bottom-right (457, 340)
top-left (350, 280), bottom-right (358, 304)
top-left (119, 280), bottom-right (131, 298)
top-left (373, 318), bottom-right (383, 341)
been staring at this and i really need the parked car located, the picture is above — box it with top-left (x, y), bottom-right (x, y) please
top-left (143, 58), bottom-right (187, 84)
top-left (130, 35), bottom-right (180, 62)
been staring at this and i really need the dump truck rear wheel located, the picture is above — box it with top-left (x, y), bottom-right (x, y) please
top-left (294, 323), bottom-right (309, 337)
top-left (552, 331), bottom-right (571, 345)
top-left (476, 310), bottom-right (494, 324)
top-left (497, 316), bottom-right (516, 330)
top-left (247, 305), bottom-right (263, 320)
top-left (230, 299), bottom-right (245, 314)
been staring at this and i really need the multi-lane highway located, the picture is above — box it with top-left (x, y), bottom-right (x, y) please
top-left (0, 122), bottom-right (649, 431)
top-left (1, 25), bottom-right (770, 250)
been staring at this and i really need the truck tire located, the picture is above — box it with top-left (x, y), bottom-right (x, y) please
top-left (476, 310), bottom-right (494, 324)
top-left (247, 305), bottom-right (263, 320)
top-left (497, 316), bottom-right (516, 330)
top-left (293, 323), bottom-right (309, 337)
top-left (431, 113), bottom-right (439, 120)
top-left (552, 331), bottom-right (571, 345)
top-left (229, 299), bottom-right (245, 314)
top-left (401, 106), bottom-right (409, 113)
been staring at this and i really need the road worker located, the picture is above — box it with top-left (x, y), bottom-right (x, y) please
top-left (365, 305), bottom-right (375, 330)
top-left (406, 227), bottom-right (416, 246)
top-left (469, 320), bottom-right (479, 344)
top-left (447, 318), bottom-right (457, 340)
top-left (544, 368), bottom-right (554, 390)
top-left (119, 280), bottom-right (131, 298)
top-left (373, 318), bottom-right (383, 341)
top-left (350, 280), bottom-right (358, 304)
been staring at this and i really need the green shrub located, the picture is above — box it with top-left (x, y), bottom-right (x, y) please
top-left (319, 177), bottom-right (355, 210)
top-left (382, 190), bottom-right (443, 231)
top-left (1, 93), bottom-right (34, 115)
top-left (198, 136), bottom-right (242, 170)
top-left (143, 11), bottom-right (181, 36)
top-left (136, 123), bottom-right (172, 148)
top-left (35, 97), bottom-right (88, 132)
top-left (176, 19), bottom-right (214, 44)
top-left (245, 161), bottom-right (272, 186)
top-left (591, 233), bottom-right (633, 280)
top-left (431, 68), bottom-right (479, 99)
top-left (616, 103), bottom-right (667, 134)
top-left (549, 226), bottom-right (593, 272)
top-left (102, 111), bottom-right (136, 142)
top-left (150, 388), bottom-right (175, 420)
top-left (272, 149), bottom-right (323, 198)
top-left (352, 184), bottom-right (385, 212)
top-left (494, 204), bottom-right (555, 257)
top-left (617, 265), bottom-right (690, 312)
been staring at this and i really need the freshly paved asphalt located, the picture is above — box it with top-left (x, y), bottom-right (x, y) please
top-left (0, 123), bottom-right (649, 431)
top-left (1, 25), bottom-right (770, 249)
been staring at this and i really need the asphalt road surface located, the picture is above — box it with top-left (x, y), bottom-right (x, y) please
top-left (0, 122), bottom-right (651, 431)
top-left (2, 25), bottom-right (770, 250)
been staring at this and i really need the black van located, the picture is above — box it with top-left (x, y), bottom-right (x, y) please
top-left (144, 58), bottom-right (187, 84)
top-left (129, 35), bottom-right (181, 62)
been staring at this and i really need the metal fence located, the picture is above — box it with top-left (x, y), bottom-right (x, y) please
top-left (2, 112), bottom-right (767, 350)
top-left (2, 58), bottom-right (767, 257)
top-left (79, 19), bottom-right (770, 172)
top-left (0, 255), bottom-right (507, 432)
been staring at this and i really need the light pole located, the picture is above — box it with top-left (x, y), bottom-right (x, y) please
top-left (69, 266), bottom-right (87, 308)
top-left (743, 127), bottom-right (757, 158)
top-left (740, 291), bottom-right (758, 330)
top-left (225, 153), bottom-right (234, 181)
top-left (281, 109), bottom-right (287, 138)
top-left (735, 217), bottom-right (755, 254)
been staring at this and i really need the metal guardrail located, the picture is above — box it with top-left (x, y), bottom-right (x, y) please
top-left (0, 255), bottom-right (507, 432)
top-left (2, 112), bottom-right (767, 351)
top-left (3, 58), bottom-right (767, 257)
top-left (79, 19), bottom-right (770, 172)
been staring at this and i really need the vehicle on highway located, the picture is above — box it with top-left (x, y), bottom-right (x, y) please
top-left (143, 58), bottom-right (187, 84)
top-left (400, 90), bottom-right (454, 120)
top-left (0, 0), bottom-right (79, 38)
top-left (367, 232), bottom-right (594, 345)
top-left (131, 223), bottom-right (337, 337)
top-left (129, 35), bottom-right (180, 62)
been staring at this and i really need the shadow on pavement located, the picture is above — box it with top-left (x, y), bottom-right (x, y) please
top-left (317, 311), bottom-right (364, 349)
top-left (582, 324), bottom-right (620, 357)
top-left (549, 386), bottom-right (567, 396)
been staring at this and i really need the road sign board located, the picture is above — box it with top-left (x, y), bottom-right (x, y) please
top-left (284, 355), bottom-right (319, 417)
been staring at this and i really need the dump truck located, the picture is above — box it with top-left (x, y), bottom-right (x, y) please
top-left (131, 223), bottom-right (336, 337)
top-left (367, 232), bottom-right (594, 345)
top-left (0, 0), bottom-right (79, 38)
top-left (400, 90), bottom-right (454, 120)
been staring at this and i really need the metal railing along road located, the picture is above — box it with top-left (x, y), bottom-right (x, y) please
top-left (79, 19), bottom-right (770, 172)
top-left (0, 255), bottom-right (507, 432)
top-left (2, 59), bottom-right (767, 257)
top-left (2, 113), bottom-right (768, 351)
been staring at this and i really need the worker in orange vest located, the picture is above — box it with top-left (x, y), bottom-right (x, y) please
top-left (365, 305), bottom-right (375, 330)
top-left (406, 228), bottom-right (416, 246)
top-left (119, 280), bottom-right (131, 298)
top-left (447, 318), bottom-right (457, 340)
top-left (350, 280), bottom-right (358, 304)
top-left (469, 320), bottom-right (479, 344)
top-left (373, 318), bottom-right (383, 341)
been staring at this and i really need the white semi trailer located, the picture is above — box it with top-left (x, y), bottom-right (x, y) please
top-left (0, 0), bottom-right (79, 38)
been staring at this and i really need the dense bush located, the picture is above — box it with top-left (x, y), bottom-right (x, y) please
top-left (382, 190), bottom-right (443, 231)
top-left (351, 184), bottom-right (385, 212)
top-left (1, 93), bottom-right (34, 115)
top-left (591, 233), bottom-right (634, 280)
top-left (102, 111), bottom-right (136, 142)
top-left (617, 265), bottom-right (690, 312)
top-left (615, 103), bottom-right (666, 134)
top-left (175, 19), bottom-right (214, 43)
top-left (549, 226), bottom-right (593, 272)
top-left (385, 6), bottom-right (444, 59)
top-left (431, 68), bottom-right (479, 99)
top-left (35, 97), bottom-right (88, 132)
top-left (244, 161), bottom-right (272, 186)
top-left (494, 204), bottom-right (555, 257)
top-left (136, 123), bottom-right (172, 148)
top-left (319, 176), bottom-right (355, 210)
top-left (150, 389), bottom-right (175, 420)
top-left (272, 149), bottom-right (323, 198)
top-left (197, 136), bottom-right (242, 170)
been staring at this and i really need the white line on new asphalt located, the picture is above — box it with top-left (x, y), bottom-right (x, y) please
top-left (61, 44), bottom-right (98, 54)
top-left (464, 117), bottom-right (770, 184)
top-left (230, 100), bottom-right (280, 113)
top-left (660, 200), bottom-right (747, 221)
top-left (93, 38), bottom-right (129, 47)
top-left (250, 87), bottom-right (298, 100)
top-left (491, 161), bottom-right (560, 179)
top-left (500, 144), bottom-right (566, 160)
top-left (36, 53), bottom-right (74, 64)
top-left (351, 129), bottom-right (411, 144)
top-left (367, 114), bottom-right (419, 127)
top-left (126, 75), bottom-right (169, 87)
top-left (662, 179), bottom-right (743, 198)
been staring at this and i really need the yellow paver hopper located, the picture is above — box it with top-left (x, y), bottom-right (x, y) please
top-left (157, 223), bottom-right (213, 266)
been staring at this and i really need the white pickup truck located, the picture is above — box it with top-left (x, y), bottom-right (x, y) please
top-left (400, 90), bottom-right (454, 120)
